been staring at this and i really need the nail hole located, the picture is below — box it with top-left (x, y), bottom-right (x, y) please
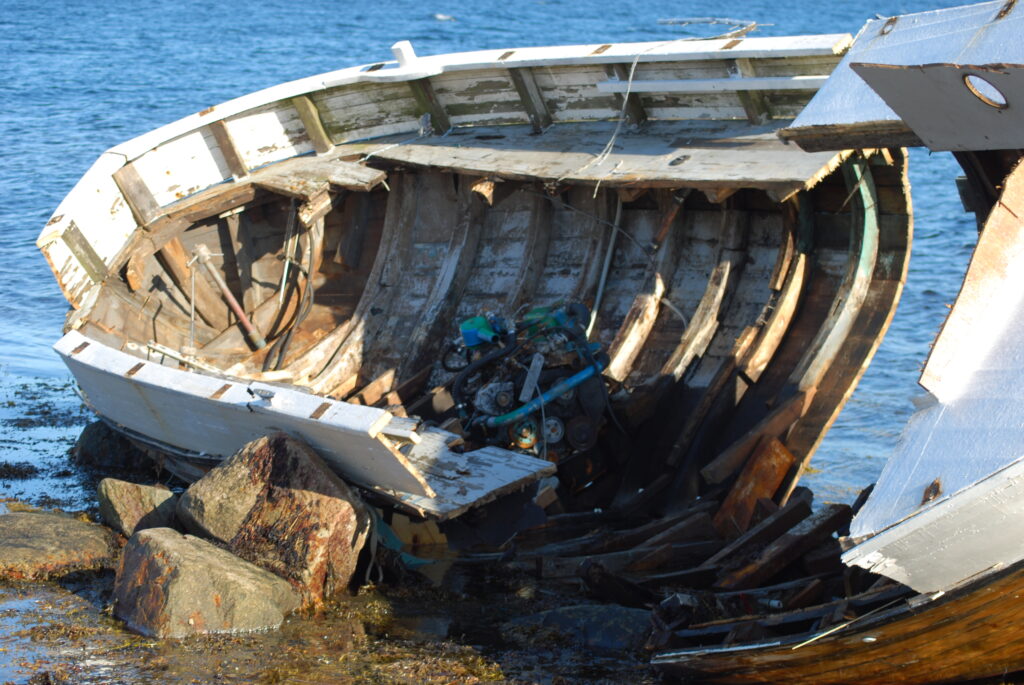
top-left (964, 74), bottom-right (1008, 109)
top-left (880, 17), bottom-right (898, 35)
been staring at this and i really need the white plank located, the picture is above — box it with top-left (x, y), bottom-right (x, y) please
top-left (132, 128), bottom-right (227, 207)
top-left (597, 75), bottom-right (828, 93)
top-left (787, 1), bottom-right (1022, 136)
top-left (54, 330), bottom-right (554, 519)
top-left (365, 121), bottom-right (845, 193)
top-left (851, 62), bottom-right (1024, 151)
top-left (224, 101), bottom-right (314, 169)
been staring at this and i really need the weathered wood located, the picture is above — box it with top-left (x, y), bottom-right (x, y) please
top-left (290, 95), bottom-right (334, 155)
top-left (577, 560), bottom-right (660, 608)
top-left (715, 503), bottom-right (851, 591)
top-left (733, 58), bottom-right (771, 125)
top-left (155, 236), bottom-right (227, 329)
top-left (701, 389), bottom-right (814, 485)
top-left (607, 63), bottom-right (647, 127)
top-left (596, 75), bottom-right (829, 94)
top-left (251, 155), bottom-right (386, 200)
top-left (507, 67), bottom-right (552, 132)
top-left (713, 437), bottom-right (797, 538)
top-left (113, 163), bottom-right (162, 226)
top-left (407, 78), bottom-right (451, 134)
top-left (623, 540), bottom-right (724, 574)
top-left (701, 489), bottom-right (813, 570)
top-left (367, 121), bottom-right (846, 196)
top-left (208, 120), bottom-right (249, 179)
top-left (783, 578), bottom-right (825, 610)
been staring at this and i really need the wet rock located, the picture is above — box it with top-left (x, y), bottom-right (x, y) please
top-left (98, 478), bottom-right (178, 537)
top-left (114, 527), bottom-right (300, 638)
top-left (502, 604), bottom-right (652, 652)
top-left (0, 512), bottom-right (119, 580)
top-left (72, 421), bottom-right (150, 472)
top-left (177, 433), bottom-right (370, 609)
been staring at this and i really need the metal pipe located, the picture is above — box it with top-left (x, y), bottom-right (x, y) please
top-left (587, 197), bottom-right (623, 337)
top-left (194, 243), bottom-right (267, 349)
top-left (484, 360), bottom-right (605, 428)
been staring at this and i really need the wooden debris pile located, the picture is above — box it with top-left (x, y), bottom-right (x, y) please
top-left (502, 436), bottom-right (909, 652)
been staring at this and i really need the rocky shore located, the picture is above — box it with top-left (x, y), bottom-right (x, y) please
top-left (0, 421), bottom-right (655, 683)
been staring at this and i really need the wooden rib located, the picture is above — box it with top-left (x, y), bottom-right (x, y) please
top-left (208, 120), bottom-right (249, 179)
top-left (508, 67), bottom-right (553, 132)
top-left (285, 183), bottom-right (406, 384)
top-left (607, 63), bottom-right (648, 127)
top-left (407, 78), bottom-right (451, 134)
top-left (740, 252), bottom-right (808, 384)
top-left (302, 172), bottom-right (418, 394)
top-left (779, 154), bottom-right (910, 501)
top-left (605, 196), bottom-right (684, 382)
top-left (733, 58), bottom-right (771, 125)
top-left (398, 179), bottom-right (485, 381)
top-left (113, 162), bottom-right (162, 226)
top-left (290, 95), bottom-right (334, 155)
top-left (788, 159), bottom-right (880, 392)
top-left (507, 188), bottom-right (554, 311)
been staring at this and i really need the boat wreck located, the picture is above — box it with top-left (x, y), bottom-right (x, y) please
top-left (650, 2), bottom-right (1024, 682)
top-left (39, 10), bottom-right (1015, 681)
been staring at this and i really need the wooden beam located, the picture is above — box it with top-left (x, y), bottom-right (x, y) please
top-left (407, 78), bottom-right (451, 134)
top-left (732, 58), bottom-right (771, 124)
top-left (596, 74), bottom-right (829, 94)
top-left (700, 389), bottom-right (815, 485)
top-left (112, 163), bottom-right (162, 226)
top-left (715, 503), bottom-right (851, 590)
top-left (290, 95), bottom-right (334, 155)
top-left (208, 120), bottom-right (249, 179)
top-left (155, 236), bottom-right (227, 329)
top-left (713, 437), bottom-right (797, 538)
top-left (606, 63), bottom-right (648, 127)
top-left (508, 67), bottom-right (553, 132)
top-left (701, 490), bottom-right (813, 569)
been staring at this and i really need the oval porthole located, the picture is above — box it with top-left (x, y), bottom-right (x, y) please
top-left (964, 74), bottom-right (1009, 109)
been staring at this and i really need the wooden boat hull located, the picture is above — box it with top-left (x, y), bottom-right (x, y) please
top-left (653, 558), bottom-right (1024, 684)
top-left (39, 34), bottom-right (910, 529)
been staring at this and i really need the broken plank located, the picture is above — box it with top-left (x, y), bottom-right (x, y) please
top-left (701, 489), bottom-right (812, 569)
top-left (623, 540), bottom-right (724, 574)
top-left (581, 501), bottom-right (717, 556)
top-left (713, 437), bottom-right (797, 538)
top-left (701, 389), bottom-right (815, 485)
top-left (715, 503), bottom-right (852, 591)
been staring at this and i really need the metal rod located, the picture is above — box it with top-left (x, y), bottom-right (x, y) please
top-left (194, 243), bottom-right (266, 349)
top-left (587, 197), bottom-right (624, 337)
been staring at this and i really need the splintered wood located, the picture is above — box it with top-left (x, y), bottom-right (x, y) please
top-left (713, 437), bottom-right (797, 538)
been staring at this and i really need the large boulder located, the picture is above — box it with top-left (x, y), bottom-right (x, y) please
top-left (72, 421), bottom-right (151, 473)
top-left (98, 478), bottom-right (178, 537)
top-left (177, 433), bottom-right (370, 609)
top-left (0, 512), bottom-right (119, 580)
top-left (114, 527), bottom-right (300, 638)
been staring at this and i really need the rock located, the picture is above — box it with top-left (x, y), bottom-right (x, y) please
top-left (502, 604), bottom-right (652, 652)
top-left (0, 512), bottom-right (119, 580)
top-left (114, 527), bottom-right (300, 638)
top-left (98, 478), bottom-right (178, 536)
top-left (177, 433), bottom-right (370, 609)
top-left (72, 421), bottom-right (150, 472)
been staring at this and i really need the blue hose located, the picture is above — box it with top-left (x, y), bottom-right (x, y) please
top-left (484, 361), bottom-right (604, 428)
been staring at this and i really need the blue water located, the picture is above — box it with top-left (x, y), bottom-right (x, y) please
top-left (1, 0), bottom-right (976, 505)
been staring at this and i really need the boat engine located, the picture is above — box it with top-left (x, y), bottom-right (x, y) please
top-left (446, 304), bottom-right (612, 480)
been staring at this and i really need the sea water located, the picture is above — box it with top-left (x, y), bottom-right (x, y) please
top-left (0, 0), bottom-right (979, 680)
